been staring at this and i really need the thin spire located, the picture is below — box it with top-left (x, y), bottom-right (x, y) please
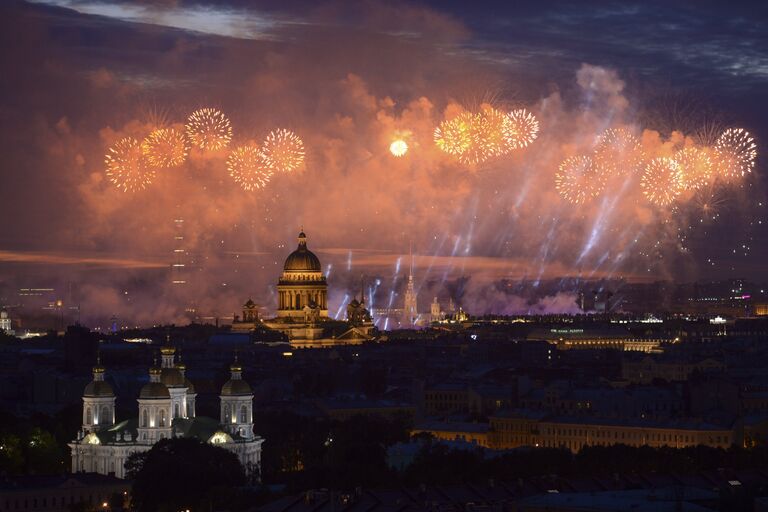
top-left (409, 240), bottom-right (413, 276)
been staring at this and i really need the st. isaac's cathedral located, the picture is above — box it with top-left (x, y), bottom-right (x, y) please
top-left (233, 230), bottom-right (376, 346)
top-left (69, 347), bottom-right (263, 479)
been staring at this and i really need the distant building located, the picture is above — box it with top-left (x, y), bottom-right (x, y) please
top-left (0, 310), bottom-right (13, 335)
top-left (488, 411), bottom-right (735, 452)
top-left (234, 230), bottom-right (375, 346)
top-left (68, 349), bottom-right (263, 479)
top-left (430, 297), bottom-right (442, 323)
top-left (402, 256), bottom-right (418, 326)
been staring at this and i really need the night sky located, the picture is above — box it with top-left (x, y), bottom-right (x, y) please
top-left (1, 0), bottom-right (767, 324)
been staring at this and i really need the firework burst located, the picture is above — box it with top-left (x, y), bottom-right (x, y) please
top-left (261, 128), bottom-right (305, 173)
top-left (675, 146), bottom-right (713, 190)
top-left (390, 140), bottom-right (408, 157)
top-left (478, 106), bottom-right (513, 157)
top-left (105, 137), bottom-right (155, 192)
top-left (141, 128), bottom-right (188, 168)
top-left (434, 112), bottom-right (477, 159)
top-left (506, 109), bottom-right (539, 150)
top-left (593, 127), bottom-right (644, 178)
top-left (714, 128), bottom-right (757, 180)
top-left (555, 155), bottom-right (603, 204)
top-left (227, 145), bottom-right (273, 191)
top-left (185, 108), bottom-right (233, 151)
top-left (641, 157), bottom-right (683, 206)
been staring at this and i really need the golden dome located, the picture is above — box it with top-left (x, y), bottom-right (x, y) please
top-left (221, 379), bottom-right (252, 396)
top-left (283, 231), bottom-right (321, 272)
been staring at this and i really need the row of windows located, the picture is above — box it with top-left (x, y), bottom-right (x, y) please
top-left (2, 491), bottom-right (121, 511)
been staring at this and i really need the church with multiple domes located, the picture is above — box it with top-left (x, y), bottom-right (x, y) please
top-left (234, 230), bottom-right (375, 347)
top-left (69, 229), bottom-right (370, 479)
top-left (69, 347), bottom-right (263, 479)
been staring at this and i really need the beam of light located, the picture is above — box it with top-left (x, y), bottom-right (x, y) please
top-left (105, 137), bottom-right (155, 192)
top-left (334, 293), bottom-right (349, 320)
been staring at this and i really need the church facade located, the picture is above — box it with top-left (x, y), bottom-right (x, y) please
top-left (69, 348), bottom-right (263, 479)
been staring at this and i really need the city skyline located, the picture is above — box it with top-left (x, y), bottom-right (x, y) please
top-left (1, 0), bottom-right (766, 324)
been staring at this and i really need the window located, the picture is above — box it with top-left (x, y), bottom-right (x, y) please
top-left (141, 409), bottom-right (148, 428)
top-left (174, 403), bottom-right (180, 419)
top-left (159, 409), bottom-right (167, 427)
top-left (240, 405), bottom-right (247, 423)
top-left (86, 407), bottom-right (92, 425)
top-left (101, 405), bottom-right (110, 424)
top-left (224, 404), bottom-right (231, 423)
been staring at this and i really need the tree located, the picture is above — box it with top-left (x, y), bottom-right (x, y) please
top-left (126, 438), bottom-right (246, 512)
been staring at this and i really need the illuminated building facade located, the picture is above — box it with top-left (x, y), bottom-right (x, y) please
top-left (402, 254), bottom-right (418, 326)
top-left (0, 309), bottom-right (13, 334)
top-left (234, 230), bottom-right (375, 346)
top-left (276, 231), bottom-right (328, 319)
top-left (69, 350), bottom-right (263, 479)
top-left (488, 412), bottom-right (735, 452)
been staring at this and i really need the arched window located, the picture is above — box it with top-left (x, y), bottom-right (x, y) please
top-left (159, 409), bottom-right (167, 427)
top-left (85, 407), bottom-right (92, 425)
top-left (141, 409), bottom-right (148, 428)
top-left (240, 405), bottom-right (247, 423)
top-left (224, 404), bottom-right (231, 423)
top-left (174, 403), bottom-right (180, 419)
top-left (101, 406), bottom-right (110, 424)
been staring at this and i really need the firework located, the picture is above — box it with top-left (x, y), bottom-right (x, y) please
top-left (641, 157), bottom-right (683, 206)
top-left (478, 106), bottom-right (514, 156)
top-left (390, 140), bottom-right (408, 157)
top-left (141, 128), bottom-right (188, 168)
top-left (227, 145), bottom-right (273, 191)
top-left (593, 128), bottom-right (644, 178)
top-left (261, 128), bottom-right (305, 173)
top-left (674, 146), bottom-right (713, 190)
top-left (185, 108), bottom-right (233, 151)
top-left (691, 183), bottom-right (728, 223)
top-left (506, 109), bottom-right (539, 150)
top-left (434, 112), bottom-right (476, 158)
top-left (714, 128), bottom-right (757, 179)
top-left (105, 137), bottom-right (155, 192)
top-left (555, 155), bottom-right (603, 204)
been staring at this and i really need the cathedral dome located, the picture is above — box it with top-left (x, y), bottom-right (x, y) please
top-left (140, 367), bottom-right (171, 399)
top-left (283, 231), bottom-right (321, 272)
top-left (160, 367), bottom-right (186, 388)
top-left (83, 380), bottom-right (114, 398)
top-left (221, 379), bottom-right (252, 396)
top-left (221, 361), bottom-right (252, 396)
top-left (140, 382), bottom-right (171, 399)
